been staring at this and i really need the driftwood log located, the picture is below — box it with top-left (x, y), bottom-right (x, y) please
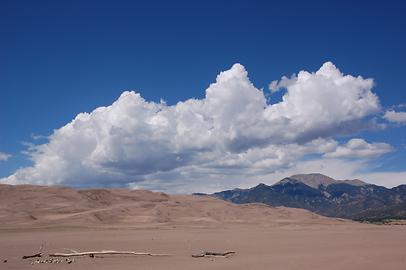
top-left (22, 244), bottom-right (44, 259)
top-left (49, 251), bottom-right (170, 258)
top-left (22, 253), bottom-right (42, 259)
top-left (192, 251), bottom-right (236, 258)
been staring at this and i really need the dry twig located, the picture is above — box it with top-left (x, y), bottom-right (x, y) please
top-left (192, 251), bottom-right (236, 258)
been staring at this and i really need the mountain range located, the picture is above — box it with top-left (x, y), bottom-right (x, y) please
top-left (212, 173), bottom-right (406, 221)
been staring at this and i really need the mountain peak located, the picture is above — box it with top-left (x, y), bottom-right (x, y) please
top-left (289, 173), bottom-right (336, 188)
top-left (255, 183), bottom-right (269, 188)
top-left (274, 173), bottom-right (367, 189)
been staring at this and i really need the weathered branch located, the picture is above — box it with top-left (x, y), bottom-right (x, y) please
top-left (22, 252), bottom-right (42, 259)
top-left (22, 244), bottom-right (44, 259)
top-left (192, 251), bottom-right (236, 258)
top-left (49, 251), bottom-right (170, 258)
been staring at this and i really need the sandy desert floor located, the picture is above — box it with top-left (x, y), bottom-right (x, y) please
top-left (1, 223), bottom-right (406, 270)
top-left (1, 185), bottom-right (406, 269)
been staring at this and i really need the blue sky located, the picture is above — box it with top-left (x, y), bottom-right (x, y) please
top-left (1, 0), bottom-right (406, 192)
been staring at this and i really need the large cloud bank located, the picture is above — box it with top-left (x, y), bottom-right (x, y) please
top-left (1, 62), bottom-right (394, 192)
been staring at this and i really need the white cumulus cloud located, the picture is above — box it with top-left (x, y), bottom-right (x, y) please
top-left (324, 138), bottom-right (393, 159)
top-left (265, 62), bottom-right (380, 142)
top-left (0, 62), bottom-right (391, 192)
top-left (384, 110), bottom-right (406, 124)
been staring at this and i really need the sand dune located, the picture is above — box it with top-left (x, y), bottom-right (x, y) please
top-left (0, 184), bottom-right (342, 228)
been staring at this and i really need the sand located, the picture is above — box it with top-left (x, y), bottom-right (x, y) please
top-left (1, 184), bottom-right (406, 269)
top-left (2, 224), bottom-right (406, 270)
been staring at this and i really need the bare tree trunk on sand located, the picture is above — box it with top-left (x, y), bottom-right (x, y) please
top-left (49, 251), bottom-right (170, 257)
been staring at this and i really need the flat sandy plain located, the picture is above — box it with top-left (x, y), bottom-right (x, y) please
top-left (1, 184), bottom-right (406, 270)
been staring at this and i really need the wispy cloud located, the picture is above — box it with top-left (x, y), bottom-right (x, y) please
top-left (0, 152), bottom-right (11, 162)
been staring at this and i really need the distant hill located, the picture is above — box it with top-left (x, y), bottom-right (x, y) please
top-left (213, 173), bottom-right (406, 221)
